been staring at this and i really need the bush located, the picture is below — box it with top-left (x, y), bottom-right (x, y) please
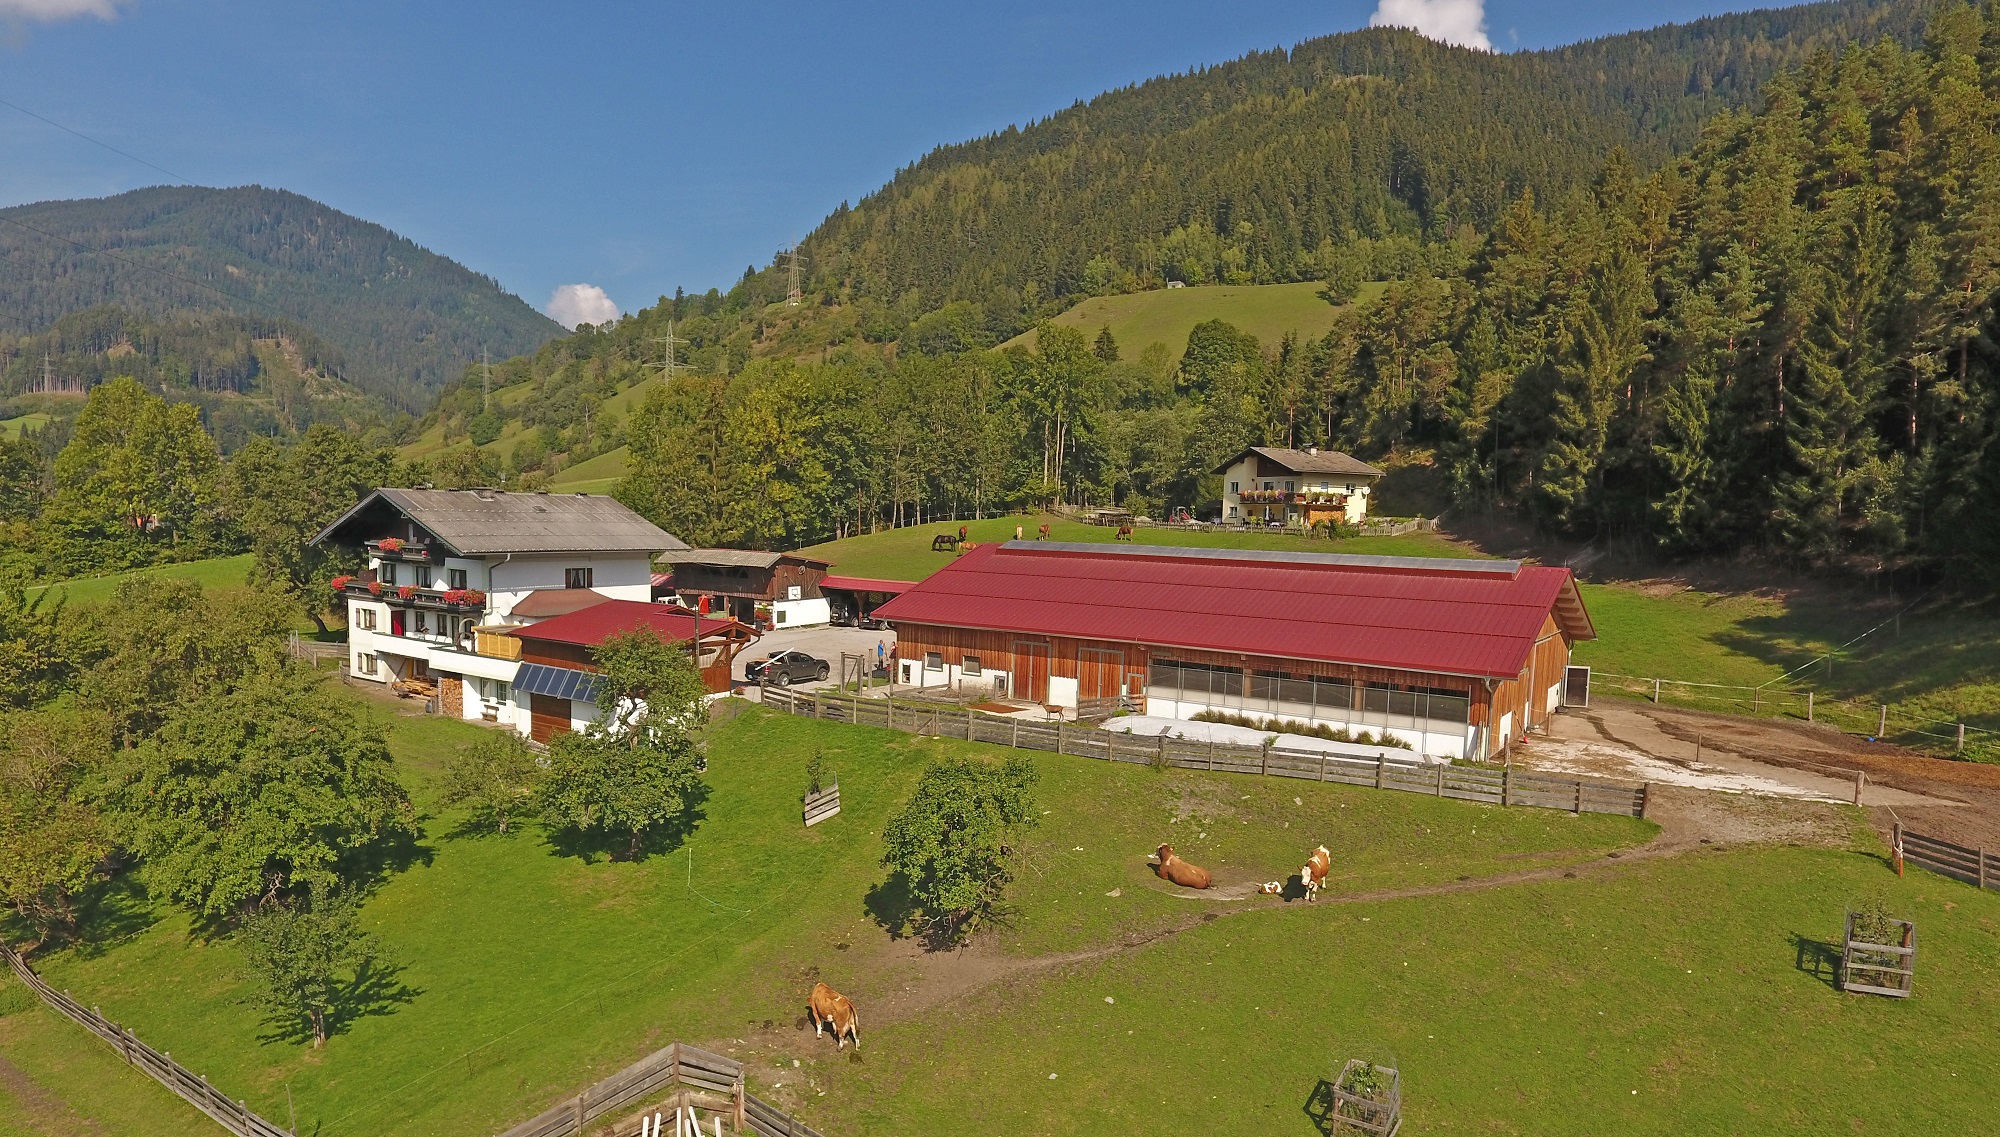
top-left (879, 756), bottom-right (1038, 944)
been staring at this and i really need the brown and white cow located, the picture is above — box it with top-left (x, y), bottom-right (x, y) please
top-left (1299, 845), bottom-right (1332, 902)
top-left (1153, 844), bottom-right (1213, 890)
top-left (808, 982), bottom-right (860, 1049)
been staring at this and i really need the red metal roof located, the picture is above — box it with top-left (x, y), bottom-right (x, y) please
top-left (509, 588), bottom-right (616, 619)
top-left (820, 575), bottom-right (917, 595)
top-left (870, 542), bottom-right (1593, 680)
top-left (508, 600), bottom-right (747, 647)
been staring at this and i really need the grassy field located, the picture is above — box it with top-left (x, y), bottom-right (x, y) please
top-left (798, 514), bottom-right (1473, 581)
top-left (0, 412), bottom-right (52, 441)
top-left (1000, 281), bottom-right (1387, 357)
top-left (5, 701), bottom-right (1654, 1137)
top-left (25, 553), bottom-right (254, 608)
top-left (10, 703), bottom-right (1999, 1134)
top-left (546, 445), bottom-right (632, 494)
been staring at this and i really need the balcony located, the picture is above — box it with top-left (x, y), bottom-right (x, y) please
top-left (365, 537), bottom-right (434, 563)
top-left (333, 577), bottom-right (487, 614)
top-left (472, 626), bottom-right (524, 661)
top-left (1235, 489), bottom-right (1349, 507)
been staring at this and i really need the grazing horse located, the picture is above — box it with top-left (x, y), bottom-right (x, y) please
top-left (1038, 522), bottom-right (1051, 540)
top-left (1154, 843), bottom-right (1213, 889)
top-left (808, 982), bottom-right (860, 1049)
top-left (1115, 524), bottom-right (1134, 541)
top-left (1299, 845), bottom-right (1332, 902)
top-left (931, 533), bottom-right (959, 552)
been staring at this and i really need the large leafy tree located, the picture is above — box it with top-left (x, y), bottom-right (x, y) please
top-left (536, 629), bottom-right (708, 858)
top-left (0, 707), bottom-right (113, 952)
top-left (51, 377), bottom-right (222, 545)
top-left (436, 732), bottom-right (541, 835)
top-left (237, 889), bottom-right (386, 1048)
top-left (879, 755), bottom-right (1039, 944)
top-left (114, 669), bottom-right (410, 920)
top-left (223, 425), bottom-right (389, 633)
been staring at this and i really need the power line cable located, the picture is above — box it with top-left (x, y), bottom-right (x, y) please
top-left (0, 95), bottom-right (192, 184)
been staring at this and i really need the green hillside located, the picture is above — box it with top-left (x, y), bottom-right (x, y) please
top-left (1001, 281), bottom-right (1385, 356)
top-left (0, 186), bottom-right (564, 411)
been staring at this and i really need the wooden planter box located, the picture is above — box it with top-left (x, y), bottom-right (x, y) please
top-left (1329, 1059), bottom-right (1401, 1136)
top-left (803, 781), bottom-right (841, 827)
top-left (1841, 912), bottom-right (1916, 998)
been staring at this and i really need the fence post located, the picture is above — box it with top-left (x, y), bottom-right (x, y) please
top-left (1980, 848), bottom-right (1988, 892)
top-left (1807, 692), bottom-right (1814, 722)
top-left (1638, 782), bottom-right (1650, 819)
top-left (1056, 719), bottom-right (1064, 755)
top-left (1753, 687), bottom-right (1760, 713)
top-left (1652, 678), bottom-right (1660, 704)
top-left (1435, 764), bottom-right (1445, 797)
top-left (1573, 780), bottom-right (1583, 814)
top-left (1958, 723), bottom-right (1967, 754)
top-left (1877, 704), bottom-right (1888, 738)
top-left (1319, 753), bottom-right (1327, 783)
top-left (1012, 720), bottom-right (1020, 749)
top-left (814, 694), bottom-right (823, 720)
top-left (1853, 771), bottom-right (1864, 806)
top-left (1501, 765), bottom-right (1511, 807)
top-left (1893, 822), bottom-right (1904, 877)
top-left (1375, 755), bottom-right (1386, 790)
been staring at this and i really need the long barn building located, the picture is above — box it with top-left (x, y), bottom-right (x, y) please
top-left (872, 542), bottom-right (1594, 761)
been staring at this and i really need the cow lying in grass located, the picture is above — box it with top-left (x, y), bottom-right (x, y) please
top-left (808, 982), bottom-right (860, 1049)
top-left (1154, 843), bottom-right (1213, 889)
top-left (1300, 845), bottom-right (1332, 902)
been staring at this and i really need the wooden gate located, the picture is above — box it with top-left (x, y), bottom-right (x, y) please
top-left (1564, 665), bottom-right (1591, 708)
top-left (1013, 641), bottom-right (1051, 704)
top-left (529, 693), bottom-right (571, 743)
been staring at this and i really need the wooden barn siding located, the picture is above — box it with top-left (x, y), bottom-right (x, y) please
top-left (675, 560), bottom-right (828, 601)
top-left (892, 621), bottom-right (1584, 730)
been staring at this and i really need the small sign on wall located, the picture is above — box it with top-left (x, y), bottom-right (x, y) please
top-left (786, 585), bottom-right (802, 600)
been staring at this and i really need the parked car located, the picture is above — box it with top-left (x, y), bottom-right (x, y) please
top-left (746, 649), bottom-right (830, 686)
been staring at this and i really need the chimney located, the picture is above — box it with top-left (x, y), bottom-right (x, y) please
top-left (1307, 446), bottom-right (1319, 456)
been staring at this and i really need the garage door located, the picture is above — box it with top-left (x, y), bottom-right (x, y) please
top-left (529, 693), bottom-right (572, 743)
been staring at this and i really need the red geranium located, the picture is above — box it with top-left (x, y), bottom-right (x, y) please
top-left (464, 589), bottom-right (486, 605)
top-left (397, 585), bottom-right (417, 600)
top-left (366, 580), bottom-right (384, 596)
top-left (330, 575), bottom-right (354, 591)
top-left (377, 537), bottom-right (405, 552)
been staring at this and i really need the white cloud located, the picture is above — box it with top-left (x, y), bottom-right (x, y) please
top-left (1370, 0), bottom-right (1492, 51)
top-left (0, 0), bottom-right (126, 22)
top-left (547, 283), bottom-right (619, 330)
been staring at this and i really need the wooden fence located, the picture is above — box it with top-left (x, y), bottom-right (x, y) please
top-left (766, 690), bottom-right (1648, 818)
top-left (1897, 825), bottom-right (1999, 892)
top-left (0, 944), bottom-right (293, 1137)
top-left (497, 1041), bottom-right (826, 1137)
top-left (802, 781), bottom-right (841, 827)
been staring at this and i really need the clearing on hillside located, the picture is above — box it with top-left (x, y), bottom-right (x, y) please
top-left (1001, 281), bottom-right (1385, 356)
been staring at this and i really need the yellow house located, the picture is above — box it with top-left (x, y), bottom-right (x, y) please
top-left (1215, 446), bottom-right (1383, 527)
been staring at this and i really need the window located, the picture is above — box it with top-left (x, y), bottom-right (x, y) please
top-left (962, 656), bottom-right (982, 676)
top-left (1262, 481), bottom-right (1275, 491)
top-left (1284, 480), bottom-right (1295, 491)
top-left (1346, 483), bottom-right (1356, 494)
top-left (354, 608), bottom-right (376, 631)
top-left (1228, 481), bottom-right (1239, 494)
top-left (923, 652), bottom-right (943, 670)
top-left (415, 611), bottom-right (429, 635)
top-left (356, 653), bottom-right (378, 676)
top-left (379, 562), bottom-right (397, 586)
top-left (448, 568), bottom-right (468, 590)
top-left (565, 567), bottom-right (593, 589)
top-left (414, 565), bottom-right (432, 588)
top-left (775, 610), bottom-right (787, 624)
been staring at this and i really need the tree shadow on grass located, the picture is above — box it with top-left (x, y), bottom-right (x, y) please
top-left (863, 872), bottom-right (917, 941)
top-left (1792, 932), bottom-right (1844, 991)
top-left (252, 956), bottom-right (422, 1047)
top-left (63, 873), bottom-right (161, 960)
top-left (542, 790), bottom-right (711, 864)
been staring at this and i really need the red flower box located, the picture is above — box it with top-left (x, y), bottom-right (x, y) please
top-left (439, 588), bottom-right (490, 609)
top-left (367, 580), bottom-right (384, 596)
top-left (397, 585), bottom-right (417, 600)
top-left (330, 575), bottom-right (355, 592)
top-left (377, 537), bottom-right (405, 552)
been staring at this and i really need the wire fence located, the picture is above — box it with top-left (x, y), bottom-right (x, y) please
top-left (1593, 672), bottom-right (2000, 762)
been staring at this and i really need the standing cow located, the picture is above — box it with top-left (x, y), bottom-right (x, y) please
top-left (1153, 843), bottom-right (1213, 889)
top-left (808, 982), bottom-right (860, 1050)
top-left (1299, 845), bottom-right (1332, 902)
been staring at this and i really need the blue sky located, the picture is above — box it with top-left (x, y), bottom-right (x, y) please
top-left (3, 0), bottom-right (1768, 325)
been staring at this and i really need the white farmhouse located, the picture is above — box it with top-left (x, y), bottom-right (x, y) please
top-left (311, 488), bottom-right (688, 731)
top-left (1214, 446), bottom-right (1384, 527)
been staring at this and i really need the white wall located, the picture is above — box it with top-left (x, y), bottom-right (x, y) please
top-left (487, 552), bottom-right (655, 621)
top-left (771, 597), bottom-right (831, 629)
top-left (1138, 694), bottom-right (1475, 760)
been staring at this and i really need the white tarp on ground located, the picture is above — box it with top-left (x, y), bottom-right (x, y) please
top-left (1102, 715), bottom-right (1438, 765)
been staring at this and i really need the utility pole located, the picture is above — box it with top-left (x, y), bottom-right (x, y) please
top-left (481, 347), bottom-right (492, 412)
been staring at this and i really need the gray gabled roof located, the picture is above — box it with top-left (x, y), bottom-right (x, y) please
top-left (311, 488), bottom-right (688, 556)
top-left (1214, 446), bottom-right (1384, 478)
top-left (656, 548), bottom-right (832, 569)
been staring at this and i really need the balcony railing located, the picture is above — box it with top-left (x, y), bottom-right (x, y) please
top-left (365, 538), bottom-right (434, 562)
top-left (333, 578), bottom-right (486, 613)
top-left (1236, 490), bottom-right (1350, 506)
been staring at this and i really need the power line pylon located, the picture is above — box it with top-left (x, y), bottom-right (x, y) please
top-left (648, 321), bottom-right (692, 380)
top-left (783, 244), bottom-right (809, 307)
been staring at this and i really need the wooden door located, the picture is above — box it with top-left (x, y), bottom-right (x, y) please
top-left (1079, 647), bottom-right (1125, 702)
top-left (1013, 641), bottom-right (1051, 703)
top-left (529, 694), bottom-right (571, 743)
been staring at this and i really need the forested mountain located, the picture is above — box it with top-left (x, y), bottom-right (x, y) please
top-left (0, 306), bottom-right (388, 452)
top-left (800, 0), bottom-right (1928, 321)
top-left (0, 186), bottom-right (563, 410)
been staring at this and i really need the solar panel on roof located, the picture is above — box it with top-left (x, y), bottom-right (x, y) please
top-left (514, 664), bottom-right (601, 702)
